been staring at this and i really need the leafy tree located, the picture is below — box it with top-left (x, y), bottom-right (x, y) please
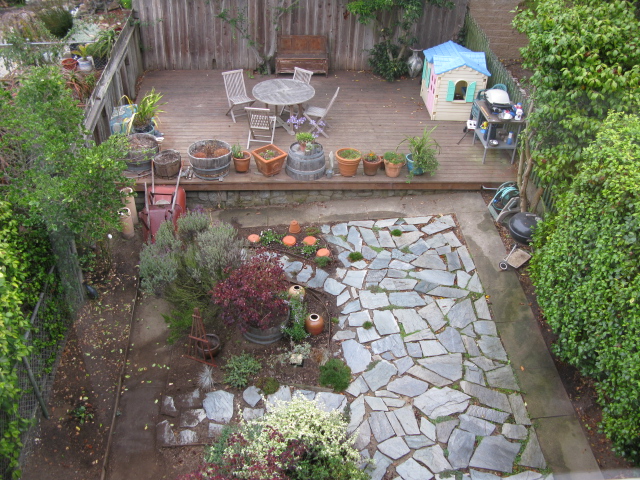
top-left (530, 112), bottom-right (640, 460)
top-left (347, 0), bottom-right (453, 81)
top-left (513, 0), bottom-right (640, 189)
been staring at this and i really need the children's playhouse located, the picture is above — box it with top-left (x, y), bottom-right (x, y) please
top-left (421, 41), bottom-right (491, 121)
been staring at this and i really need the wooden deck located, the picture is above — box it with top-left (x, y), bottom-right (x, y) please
top-left (135, 70), bottom-right (516, 192)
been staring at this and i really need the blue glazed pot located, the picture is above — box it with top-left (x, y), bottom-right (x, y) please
top-left (405, 154), bottom-right (424, 176)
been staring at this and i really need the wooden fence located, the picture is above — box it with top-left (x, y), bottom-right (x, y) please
top-left (83, 15), bottom-right (144, 144)
top-left (134, 0), bottom-right (469, 71)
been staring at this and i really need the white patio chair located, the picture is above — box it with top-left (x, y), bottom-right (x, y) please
top-left (245, 107), bottom-right (277, 149)
top-left (303, 87), bottom-right (339, 138)
top-left (222, 69), bottom-right (255, 123)
top-left (280, 67), bottom-right (315, 115)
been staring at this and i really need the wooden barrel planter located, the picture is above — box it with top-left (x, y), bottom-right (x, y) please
top-left (285, 143), bottom-right (326, 181)
top-left (243, 324), bottom-right (284, 345)
top-left (188, 139), bottom-right (231, 180)
top-left (125, 133), bottom-right (158, 172)
top-left (154, 149), bottom-right (181, 178)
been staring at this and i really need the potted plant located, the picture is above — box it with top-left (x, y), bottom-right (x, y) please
top-left (335, 148), bottom-right (362, 177)
top-left (122, 88), bottom-right (167, 134)
top-left (400, 126), bottom-right (440, 181)
top-left (86, 28), bottom-right (117, 70)
top-left (212, 250), bottom-right (290, 344)
top-left (382, 151), bottom-right (405, 178)
top-left (295, 132), bottom-right (316, 153)
top-left (188, 139), bottom-right (232, 180)
top-left (362, 151), bottom-right (382, 176)
top-left (231, 143), bottom-right (251, 173)
top-left (71, 44), bottom-right (93, 72)
top-left (252, 144), bottom-right (288, 177)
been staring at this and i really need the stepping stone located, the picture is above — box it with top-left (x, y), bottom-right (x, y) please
top-left (396, 458), bottom-right (434, 480)
top-left (389, 291), bottom-right (426, 307)
top-left (405, 216), bottom-right (432, 225)
top-left (421, 220), bottom-right (451, 235)
top-left (208, 423), bottom-right (226, 436)
top-left (178, 430), bottom-right (198, 445)
top-left (470, 356), bottom-right (501, 372)
top-left (409, 239), bottom-right (430, 256)
top-left (360, 228), bottom-right (380, 247)
top-left (504, 473), bottom-right (543, 480)
top-left (363, 360), bottom-right (398, 391)
top-left (177, 389), bottom-right (201, 409)
top-left (404, 329), bottom-right (436, 342)
top-left (365, 396), bottom-right (389, 411)
top-left (474, 320), bottom-right (498, 336)
top-left (378, 436), bottom-right (410, 459)
top-left (395, 356), bottom-right (415, 375)
top-left (382, 398), bottom-right (406, 408)
top-left (462, 335), bottom-right (482, 357)
top-left (370, 250), bottom-right (392, 270)
top-left (467, 405), bottom-right (510, 424)
top-left (418, 303), bottom-right (447, 331)
top-left (346, 376), bottom-right (370, 396)
top-left (436, 419), bottom-right (459, 443)
top-left (161, 396), bottom-right (178, 417)
top-left (296, 265), bottom-right (314, 283)
top-left (420, 417), bottom-right (437, 440)
top-left (378, 230), bottom-right (396, 248)
top-left (393, 231), bottom-right (423, 248)
top-left (387, 376), bottom-right (429, 397)
top-left (394, 309), bottom-right (429, 333)
top-left (446, 251), bottom-right (462, 271)
top-left (425, 233), bottom-right (448, 249)
top-left (315, 392), bottom-right (347, 412)
top-left (457, 270), bottom-right (472, 289)
top-left (344, 270), bottom-right (367, 289)
top-left (349, 220), bottom-right (375, 228)
top-left (392, 250), bottom-right (417, 262)
top-left (371, 334), bottom-right (407, 357)
top-left (389, 259), bottom-right (414, 271)
top-left (413, 252), bottom-right (447, 270)
top-left (418, 354), bottom-right (463, 381)
top-left (324, 278), bottom-right (346, 296)
top-left (469, 435), bottom-right (520, 473)
top-left (347, 226), bottom-right (363, 251)
top-left (436, 245), bottom-right (452, 255)
top-left (347, 396), bottom-right (366, 434)
top-left (503, 423), bottom-right (528, 440)
top-left (428, 286), bottom-right (469, 298)
top-left (405, 434), bottom-right (435, 449)
top-left (461, 324), bottom-right (475, 337)
top-left (243, 408), bottom-right (264, 421)
top-left (265, 386), bottom-right (292, 412)
top-left (467, 272), bottom-right (484, 293)
top-left (342, 339), bottom-right (372, 374)
top-left (460, 381), bottom-right (511, 413)
top-left (357, 326), bottom-right (381, 343)
top-left (203, 390), bottom-right (234, 423)
top-left (436, 298), bottom-right (456, 315)
top-left (394, 405), bottom-right (421, 435)
top-left (354, 419), bottom-right (371, 450)
top-left (474, 297), bottom-right (492, 320)
top-left (365, 451), bottom-right (393, 480)
top-left (477, 335), bottom-right (508, 361)
top-left (437, 327), bottom-right (466, 353)
top-left (332, 329), bottom-right (356, 341)
top-left (243, 386), bottom-right (262, 407)
top-left (386, 410), bottom-right (406, 436)
top-left (406, 342), bottom-right (423, 357)
top-left (373, 310), bottom-right (400, 335)
top-left (443, 231), bottom-right (463, 247)
top-left (366, 269), bottom-right (387, 284)
top-left (408, 365), bottom-right (452, 387)
top-left (360, 291), bottom-right (390, 309)
top-left (420, 340), bottom-right (448, 357)
top-left (156, 420), bottom-right (175, 446)
top-left (457, 246), bottom-right (476, 272)
top-left (386, 268), bottom-right (408, 278)
top-left (459, 413), bottom-right (496, 436)
top-left (439, 215), bottom-right (456, 227)
top-left (349, 310), bottom-right (372, 327)
top-left (294, 389), bottom-right (316, 401)
top-left (448, 298), bottom-right (477, 329)
top-left (509, 393), bottom-right (532, 425)
top-left (469, 470), bottom-right (503, 480)
top-left (414, 444), bottom-right (452, 473)
top-left (486, 365), bottom-right (520, 391)
top-left (412, 269), bottom-right (456, 286)
top-left (375, 218), bottom-right (399, 228)
top-left (448, 427), bottom-right (476, 469)
top-left (369, 411), bottom-right (396, 442)
top-left (519, 429), bottom-right (547, 469)
top-left (341, 299), bottom-right (361, 314)
top-left (414, 386), bottom-right (470, 419)
top-left (380, 278), bottom-right (417, 291)
top-left (307, 268), bottom-right (329, 288)
top-left (362, 245), bottom-right (378, 260)
top-left (415, 280), bottom-right (438, 294)
top-left (180, 408), bottom-right (206, 428)
top-left (332, 222), bottom-right (349, 236)
top-left (284, 260), bottom-right (303, 274)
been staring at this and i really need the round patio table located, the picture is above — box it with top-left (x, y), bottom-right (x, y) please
top-left (252, 79), bottom-right (315, 134)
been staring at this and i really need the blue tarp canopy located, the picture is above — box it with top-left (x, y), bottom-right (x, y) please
top-left (423, 41), bottom-right (491, 77)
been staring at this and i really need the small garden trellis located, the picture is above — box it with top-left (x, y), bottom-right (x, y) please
top-left (185, 308), bottom-right (217, 367)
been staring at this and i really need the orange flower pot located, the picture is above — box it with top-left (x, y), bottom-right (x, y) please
top-left (303, 236), bottom-right (317, 245)
top-left (283, 235), bottom-right (296, 246)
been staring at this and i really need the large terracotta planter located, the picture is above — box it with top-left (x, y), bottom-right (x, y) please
top-left (384, 158), bottom-right (405, 178)
top-left (252, 144), bottom-right (287, 177)
top-left (336, 148), bottom-right (362, 177)
top-left (363, 155), bottom-right (382, 176)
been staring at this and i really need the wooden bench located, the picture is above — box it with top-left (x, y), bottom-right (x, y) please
top-left (276, 35), bottom-right (329, 76)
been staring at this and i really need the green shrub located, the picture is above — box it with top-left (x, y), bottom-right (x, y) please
top-left (347, 251), bottom-right (364, 261)
top-left (256, 376), bottom-right (280, 395)
top-left (139, 223), bottom-right (180, 295)
top-left (192, 222), bottom-right (243, 284)
top-left (530, 112), bottom-right (640, 461)
top-left (38, 7), bottom-right (73, 39)
top-left (314, 256), bottom-right (332, 268)
top-left (223, 353), bottom-right (262, 389)
top-left (363, 320), bottom-right (373, 329)
top-left (319, 358), bottom-right (351, 392)
top-left (368, 40), bottom-right (408, 82)
top-left (177, 210), bottom-right (210, 244)
top-left (391, 228), bottom-right (403, 236)
top-left (283, 295), bottom-right (309, 342)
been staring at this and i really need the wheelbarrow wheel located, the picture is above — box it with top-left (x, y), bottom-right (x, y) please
top-left (498, 261), bottom-right (509, 271)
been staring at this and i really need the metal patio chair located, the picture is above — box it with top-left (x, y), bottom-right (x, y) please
top-left (303, 87), bottom-right (339, 138)
top-left (245, 107), bottom-right (276, 149)
top-left (222, 69), bottom-right (255, 123)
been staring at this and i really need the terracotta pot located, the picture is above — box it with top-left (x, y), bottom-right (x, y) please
top-left (233, 152), bottom-right (251, 173)
top-left (363, 155), bottom-right (382, 176)
top-left (61, 58), bottom-right (78, 71)
top-left (282, 235), bottom-right (296, 246)
top-left (252, 144), bottom-right (287, 177)
top-left (289, 220), bottom-right (301, 233)
top-left (336, 148), bottom-right (362, 177)
top-left (196, 334), bottom-right (221, 359)
top-left (305, 313), bottom-right (324, 335)
top-left (119, 207), bottom-right (134, 239)
top-left (384, 159), bottom-right (405, 178)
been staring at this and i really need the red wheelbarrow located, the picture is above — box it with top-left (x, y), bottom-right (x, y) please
top-left (139, 165), bottom-right (186, 243)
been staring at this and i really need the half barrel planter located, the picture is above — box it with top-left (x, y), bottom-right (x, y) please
top-left (286, 142), bottom-right (326, 181)
top-left (252, 144), bottom-right (287, 177)
top-left (336, 148), bottom-right (362, 177)
top-left (188, 139), bottom-right (232, 180)
top-left (125, 133), bottom-right (159, 172)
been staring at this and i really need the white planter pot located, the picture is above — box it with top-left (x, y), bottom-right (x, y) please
top-left (77, 57), bottom-right (93, 72)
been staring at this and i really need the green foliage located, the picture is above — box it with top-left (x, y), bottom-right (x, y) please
top-left (256, 376), bottom-right (280, 395)
top-left (513, 0), bottom-right (640, 188)
top-left (223, 353), bottom-right (262, 389)
top-left (120, 0), bottom-right (132, 8)
top-left (391, 228), bottom-right (403, 236)
top-left (86, 28), bottom-right (118, 60)
top-left (530, 112), bottom-right (640, 460)
top-left (368, 40), bottom-right (409, 81)
top-left (319, 358), bottom-right (352, 392)
top-left (283, 295), bottom-right (310, 342)
top-left (260, 228), bottom-right (283, 245)
top-left (400, 126), bottom-right (440, 180)
top-left (204, 424), bottom-right (236, 464)
top-left (347, 251), bottom-right (364, 262)
top-left (176, 210), bottom-right (210, 244)
top-left (139, 223), bottom-right (180, 296)
top-left (38, 7), bottom-right (73, 39)
top-left (314, 255), bottom-right (332, 268)
top-left (383, 151), bottom-right (404, 163)
top-left (122, 88), bottom-right (167, 130)
top-left (363, 320), bottom-right (374, 329)
top-left (0, 14), bottom-right (62, 68)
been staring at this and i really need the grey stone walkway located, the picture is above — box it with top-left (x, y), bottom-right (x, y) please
top-left (159, 214), bottom-right (551, 480)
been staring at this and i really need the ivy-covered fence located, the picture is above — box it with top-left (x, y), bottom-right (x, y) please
top-left (0, 270), bottom-right (72, 480)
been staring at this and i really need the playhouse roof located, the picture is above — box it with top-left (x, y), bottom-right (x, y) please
top-left (423, 41), bottom-right (491, 77)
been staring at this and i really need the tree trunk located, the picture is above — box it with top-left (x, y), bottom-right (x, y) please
top-left (529, 186), bottom-right (544, 214)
